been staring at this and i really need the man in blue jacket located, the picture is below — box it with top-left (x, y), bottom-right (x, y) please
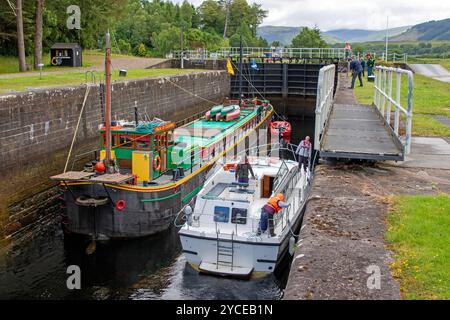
top-left (349, 56), bottom-right (363, 89)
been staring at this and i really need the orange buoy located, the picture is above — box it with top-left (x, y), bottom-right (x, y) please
top-left (95, 161), bottom-right (106, 173)
top-left (153, 155), bottom-right (161, 171)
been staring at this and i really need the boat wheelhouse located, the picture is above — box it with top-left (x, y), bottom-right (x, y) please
top-left (179, 156), bottom-right (311, 279)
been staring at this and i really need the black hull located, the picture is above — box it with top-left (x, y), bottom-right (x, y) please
top-left (62, 170), bottom-right (207, 240)
top-left (60, 112), bottom-right (272, 240)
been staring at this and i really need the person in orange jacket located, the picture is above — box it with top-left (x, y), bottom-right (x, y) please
top-left (257, 193), bottom-right (290, 237)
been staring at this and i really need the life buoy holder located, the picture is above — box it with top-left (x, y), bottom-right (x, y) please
top-left (153, 155), bottom-right (161, 171)
top-left (116, 200), bottom-right (126, 211)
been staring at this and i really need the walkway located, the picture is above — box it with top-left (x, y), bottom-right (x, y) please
top-left (320, 74), bottom-right (404, 161)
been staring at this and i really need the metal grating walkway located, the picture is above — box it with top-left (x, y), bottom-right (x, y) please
top-left (320, 103), bottom-right (404, 161)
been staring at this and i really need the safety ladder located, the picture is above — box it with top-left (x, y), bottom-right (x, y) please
top-left (216, 231), bottom-right (234, 271)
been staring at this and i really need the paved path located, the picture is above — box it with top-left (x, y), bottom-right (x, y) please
top-left (388, 137), bottom-right (450, 170)
top-left (0, 57), bottom-right (168, 79)
top-left (409, 64), bottom-right (450, 82)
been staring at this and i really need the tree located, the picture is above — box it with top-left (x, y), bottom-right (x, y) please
top-left (152, 26), bottom-right (181, 56)
top-left (271, 40), bottom-right (281, 47)
top-left (34, 0), bottom-right (44, 69)
top-left (199, 0), bottom-right (225, 35)
top-left (180, 0), bottom-right (193, 28)
top-left (222, 0), bottom-right (231, 38)
top-left (291, 27), bottom-right (328, 48)
top-left (137, 43), bottom-right (146, 57)
top-left (14, 0), bottom-right (28, 71)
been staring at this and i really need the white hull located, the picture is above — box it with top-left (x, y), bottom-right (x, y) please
top-left (179, 161), bottom-right (308, 278)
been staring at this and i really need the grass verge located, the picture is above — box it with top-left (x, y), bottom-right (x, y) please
top-left (354, 72), bottom-right (450, 136)
top-left (0, 68), bottom-right (202, 94)
top-left (386, 194), bottom-right (450, 299)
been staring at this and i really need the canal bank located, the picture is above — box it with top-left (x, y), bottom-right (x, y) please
top-left (284, 73), bottom-right (450, 300)
top-left (0, 71), bottom-right (229, 245)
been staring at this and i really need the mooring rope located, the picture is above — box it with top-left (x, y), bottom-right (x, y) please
top-left (229, 60), bottom-right (287, 121)
top-left (63, 84), bottom-right (91, 173)
top-left (163, 76), bottom-right (221, 105)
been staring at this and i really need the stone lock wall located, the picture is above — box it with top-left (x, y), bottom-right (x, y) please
top-left (0, 71), bottom-right (230, 243)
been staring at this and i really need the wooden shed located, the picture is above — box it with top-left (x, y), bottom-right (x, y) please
top-left (50, 43), bottom-right (82, 67)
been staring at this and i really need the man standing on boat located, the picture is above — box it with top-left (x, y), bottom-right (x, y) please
top-left (257, 193), bottom-right (290, 237)
top-left (295, 136), bottom-right (311, 169)
top-left (235, 156), bottom-right (256, 188)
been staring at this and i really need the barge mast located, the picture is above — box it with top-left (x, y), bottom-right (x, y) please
top-left (105, 30), bottom-right (113, 173)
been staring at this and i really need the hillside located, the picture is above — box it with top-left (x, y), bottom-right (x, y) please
top-left (257, 18), bottom-right (450, 45)
top-left (391, 19), bottom-right (450, 41)
top-left (256, 26), bottom-right (339, 45)
top-left (325, 26), bottom-right (410, 42)
top-left (257, 25), bottom-right (409, 45)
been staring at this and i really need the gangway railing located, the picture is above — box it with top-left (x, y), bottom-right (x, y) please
top-left (373, 66), bottom-right (413, 154)
top-left (168, 47), bottom-right (346, 60)
top-left (314, 64), bottom-right (336, 150)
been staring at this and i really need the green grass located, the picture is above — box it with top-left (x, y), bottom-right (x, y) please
top-left (354, 72), bottom-right (450, 136)
top-left (0, 49), bottom-right (142, 74)
top-left (386, 194), bottom-right (450, 300)
top-left (0, 52), bottom-right (97, 74)
top-left (0, 68), bottom-right (202, 94)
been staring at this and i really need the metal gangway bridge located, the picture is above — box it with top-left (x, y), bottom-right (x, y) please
top-left (314, 65), bottom-right (413, 161)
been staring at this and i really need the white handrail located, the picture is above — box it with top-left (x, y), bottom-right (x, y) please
top-left (373, 66), bottom-right (413, 154)
top-left (168, 47), bottom-right (346, 60)
top-left (314, 64), bottom-right (336, 150)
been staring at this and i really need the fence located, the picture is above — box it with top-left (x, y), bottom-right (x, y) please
top-left (373, 66), bottom-right (414, 154)
top-left (168, 47), bottom-right (347, 60)
top-left (358, 52), bottom-right (408, 62)
top-left (314, 64), bottom-right (336, 150)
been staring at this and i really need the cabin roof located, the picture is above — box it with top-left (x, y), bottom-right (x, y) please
top-left (50, 43), bottom-right (81, 49)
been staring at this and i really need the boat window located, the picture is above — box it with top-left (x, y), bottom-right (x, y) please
top-left (213, 206), bottom-right (230, 223)
top-left (231, 208), bottom-right (247, 224)
top-left (119, 135), bottom-right (134, 148)
top-left (136, 135), bottom-right (151, 150)
top-left (101, 133), bottom-right (118, 147)
top-left (273, 161), bottom-right (289, 191)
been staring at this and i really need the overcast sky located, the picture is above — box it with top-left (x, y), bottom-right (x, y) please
top-left (180, 0), bottom-right (449, 30)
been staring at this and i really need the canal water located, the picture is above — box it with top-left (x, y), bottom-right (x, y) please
top-left (0, 116), bottom-right (314, 300)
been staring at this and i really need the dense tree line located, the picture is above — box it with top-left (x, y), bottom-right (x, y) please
top-left (0, 0), bottom-right (268, 71)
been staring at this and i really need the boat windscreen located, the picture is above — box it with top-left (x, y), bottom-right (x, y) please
top-left (273, 161), bottom-right (289, 192)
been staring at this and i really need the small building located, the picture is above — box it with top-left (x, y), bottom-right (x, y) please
top-left (50, 43), bottom-right (82, 67)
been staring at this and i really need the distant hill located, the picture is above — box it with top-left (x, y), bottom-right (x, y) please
top-left (324, 26), bottom-right (410, 42)
top-left (391, 18), bottom-right (450, 41)
top-left (257, 18), bottom-right (450, 45)
top-left (257, 26), bottom-right (339, 45)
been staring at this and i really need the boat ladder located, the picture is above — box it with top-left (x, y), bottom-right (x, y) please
top-left (216, 231), bottom-right (235, 271)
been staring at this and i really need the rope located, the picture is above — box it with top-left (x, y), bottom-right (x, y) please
top-left (163, 77), bottom-right (221, 105)
top-left (230, 60), bottom-right (286, 121)
top-left (64, 85), bottom-right (91, 173)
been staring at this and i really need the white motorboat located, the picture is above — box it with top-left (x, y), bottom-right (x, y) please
top-left (178, 156), bottom-right (311, 279)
